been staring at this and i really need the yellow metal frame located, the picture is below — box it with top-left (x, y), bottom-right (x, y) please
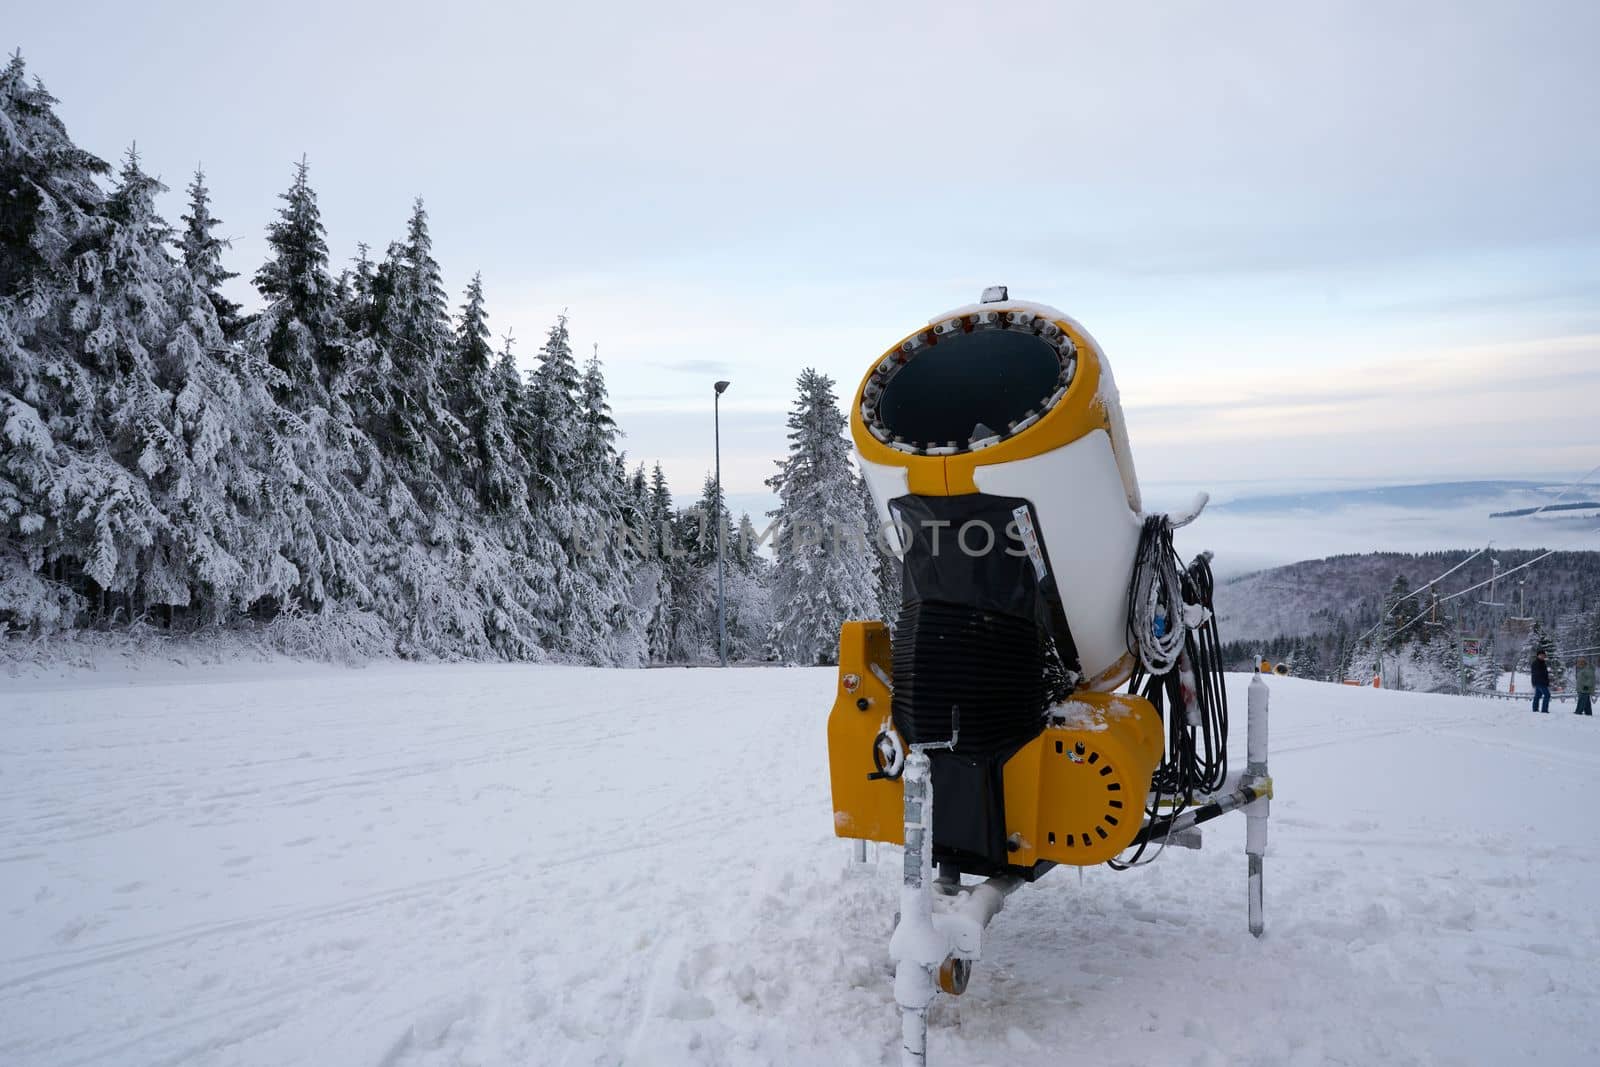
top-left (999, 692), bottom-right (1163, 866)
top-left (828, 620), bottom-right (902, 844)
top-left (828, 624), bottom-right (1164, 867)
top-left (832, 303), bottom-right (1160, 868)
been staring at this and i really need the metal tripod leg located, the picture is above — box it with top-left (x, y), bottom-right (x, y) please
top-left (1245, 674), bottom-right (1271, 938)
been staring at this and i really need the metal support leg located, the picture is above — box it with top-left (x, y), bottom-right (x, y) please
top-left (889, 751), bottom-right (937, 1066)
top-left (1245, 674), bottom-right (1271, 938)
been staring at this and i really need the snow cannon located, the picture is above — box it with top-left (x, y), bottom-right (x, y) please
top-left (827, 288), bottom-right (1274, 1066)
top-left (830, 289), bottom-right (1158, 873)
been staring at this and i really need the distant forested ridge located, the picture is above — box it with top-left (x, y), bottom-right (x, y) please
top-left (1217, 549), bottom-right (1600, 691)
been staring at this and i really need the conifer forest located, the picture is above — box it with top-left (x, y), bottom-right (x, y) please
top-left (0, 55), bottom-right (881, 666)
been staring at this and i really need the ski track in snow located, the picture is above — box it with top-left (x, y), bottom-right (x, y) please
top-left (2, 665), bottom-right (1599, 1066)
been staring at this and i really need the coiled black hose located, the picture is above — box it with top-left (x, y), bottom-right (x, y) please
top-left (1112, 519), bottom-right (1229, 868)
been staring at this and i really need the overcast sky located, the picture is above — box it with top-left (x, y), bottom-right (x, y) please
top-left (11, 1), bottom-right (1600, 512)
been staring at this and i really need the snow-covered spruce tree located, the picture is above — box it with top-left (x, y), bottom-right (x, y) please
top-left (488, 329), bottom-right (539, 519)
top-left (252, 159), bottom-right (344, 403)
top-left (1432, 627), bottom-right (1466, 692)
top-left (765, 368), bottom-right (877, 665)
top-left (566, 346), bottom-right (647, 665)
top-left (20, 145), bottom-right (249, 622)
top-left (662, 473), bottom-right (719, 661)
top-left (336, 243), bottom-right (376, 353)
top-left (1332, 629), bottom-right (1353, 683)
top-left (177, 168), bottom-right (241, 337)
top-left (431, 280), bottom-right (546, 657)
top-left (520, 314), bottom-right (614, 661)
top-left (1, 55), bottom-right (116, 628)
top-left (627, 464), bottom-right (652, 546)
top-left (1295, 635), bottom-right (1325, 681)
top-left (735, 512), bottom-right (762, 571)
top-left (0, 92), bottom-right (263, 634)
top-left (3, 60), bottom-right (317, 638)
top-left (464, 325), bottom-right (560, 656)
top-left (449, 274), bottom-right (520, 509)
top-left (648, 462), bottom-right (675, 542)
top-left (373, 201), bottom-right (465, 488)
top-left (525, 314), bottom-right (582, 506)
top-left (491, 329), bottom-right (526, 449)
top-left (1585, 607), bottom-right (1600, 652)
top-left (1345, 631), bottom-right (1379, 686)
top-left (1469, 638), bottom-right (1500, 692)
top-left (726, 511), bottom-right (773, 661)
top-left (242, 160), bottom-right (397, 642)
top-left (108, 152), bottom-right (280, 625)
top-left (364, 202), bottom-right (534, 658)
top-left (624, 462), bottom-right (669, 662)
top-left (682, 471), bottom-right (736, 566)
top-left (1381, 574), bottom-right (1414, 648)
top-left (671, 473), bottom-right (770, 662)
top-left (162, 181), bottom-right (283, 628)
top-left (614, 454), bottom-right (657, 664)
top-left (641, 461), bottom-right (680, 661)
top-left (88, 150), bottom-right (206, 613)
top-left (477, 327), bottom-right (554, 657)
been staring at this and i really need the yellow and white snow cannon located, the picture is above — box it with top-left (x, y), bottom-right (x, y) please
top-left (826, 287), bottom-right (1274, 1066)
top-left (830, 288), bottom-right (1159, 870)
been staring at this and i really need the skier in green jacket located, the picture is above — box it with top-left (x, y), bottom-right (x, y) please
top-left (1577, 658), bottom-right (1595, 717)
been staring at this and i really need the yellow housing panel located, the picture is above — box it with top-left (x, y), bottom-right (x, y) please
top-left (1001, 692), bottom-right (1164, 867)
top-left (827, 620), bottom-right (903, 844)
top-left (828, 624), bottom-right (1165, 868)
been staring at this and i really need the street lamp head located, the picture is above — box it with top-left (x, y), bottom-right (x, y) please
top-left (714, 380), bottom-right (731, 395)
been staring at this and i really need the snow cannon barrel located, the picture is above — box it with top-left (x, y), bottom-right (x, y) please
top-left (852, 291), bottom-right (1144, 693)
top-left (828, 289), bottom-right (1162, 877)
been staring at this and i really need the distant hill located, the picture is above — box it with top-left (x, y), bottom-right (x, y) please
top-left (1215, 548), bottom-right (1600, 644)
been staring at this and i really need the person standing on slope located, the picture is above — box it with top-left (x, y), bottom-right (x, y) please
top-left (1530, 650), bottom-right (1552, 714)
top-left (1576, 657), bottom-right (1595, 717)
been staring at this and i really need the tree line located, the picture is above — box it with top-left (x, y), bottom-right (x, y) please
top-left (0, 54), bottom-right (881, 665)
top-left (1224, 569), bottom-right (1600, 693)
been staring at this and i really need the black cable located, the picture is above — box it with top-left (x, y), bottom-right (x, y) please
top-left (1112, 523), bottom-right (1229, 868)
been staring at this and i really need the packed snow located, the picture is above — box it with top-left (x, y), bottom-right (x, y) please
top-left (3, 664), bottom-right (1599, 1065)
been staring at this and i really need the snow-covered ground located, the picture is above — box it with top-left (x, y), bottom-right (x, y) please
top-left (3, 665), bottom-right (1599, 1066)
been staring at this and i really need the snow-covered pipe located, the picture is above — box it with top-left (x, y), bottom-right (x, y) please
top-left (953, 876), bottom-right (1021, 935)
top-left (935, 875), bottom-right (1024, 959)
top-left (1128, 778), bottom-right (1269, 843)
top-left (1245, 674), bottom-right (1271, 938)
top-left (888, 750), bottom-right (940, 1066)
top-left (1247, 673), bottom-right (1269, 778)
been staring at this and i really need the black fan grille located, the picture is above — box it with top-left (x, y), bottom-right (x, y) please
top-left (891, 600), bottom-right (1049, 756)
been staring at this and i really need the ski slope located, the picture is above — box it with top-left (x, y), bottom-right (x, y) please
top-left (3, 664), bottom-right (1598, 1066)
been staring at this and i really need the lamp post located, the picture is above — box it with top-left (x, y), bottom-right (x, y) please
top-left (714, 380), bottom-right (731, 667)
